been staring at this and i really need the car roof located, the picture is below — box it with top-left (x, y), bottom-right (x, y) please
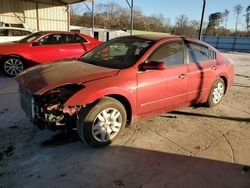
top-left (36, 31), bottom-right (84, 35)
top-left (116, 34), bottom-right (216, 51)
top-left (119, 34), bottom-right (180, 41)
top-left (0, 27), bottom-right (33, 31)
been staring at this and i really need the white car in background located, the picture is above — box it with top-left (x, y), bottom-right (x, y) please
top-left (0, 27), bottom-right (33, 43)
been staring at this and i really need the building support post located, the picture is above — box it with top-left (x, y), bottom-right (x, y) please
top-left (84, 1), bottom-right (95, 36)
top-left (198, 0), bottom-right (206, 40)
top-left (92, 1), bottom-right (94, 35)
top-left (36, 2), bottom-right (39, 31)
top-left (67, 5), bottom-right (70, 31)
top-left (125, 0), bottom-right (134, 35)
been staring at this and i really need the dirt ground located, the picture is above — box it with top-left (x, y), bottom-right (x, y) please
top-left (0, 52), bottom-right (250, 188)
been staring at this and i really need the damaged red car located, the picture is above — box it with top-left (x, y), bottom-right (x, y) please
top-left (0, 31), bottom-right (101, 76)
top-left (16, 34), bottom-right (234, 147)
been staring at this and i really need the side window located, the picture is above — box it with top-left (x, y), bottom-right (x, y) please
top-left (39, 34), bottom-right (64, 45)
top-left (149, 40), bottom-right (184, 67)
top-left (11, 29), bottom-right (23, 36)
top-left (66, 34), bottom-right (87, 44)
top-left (21, 30), bottom-right (32, 36)
top-left (0, 29), bottom-right (9, 36)
top-left (187, 43), bottom-right (215, 63)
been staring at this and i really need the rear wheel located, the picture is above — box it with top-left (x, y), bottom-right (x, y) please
top-left (3, 57), bottom-right (25, 77)
top-left (206, 78), bottom-right (225, 107)
top-left (77, 97), bottom-right (127, 147)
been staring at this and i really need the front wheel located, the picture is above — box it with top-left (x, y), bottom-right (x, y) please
top-left (3, 57), bottom-right (25, 77)
top-left (77, 97), bottom-right (127, 147)
top-left (206, 78), bottom-right (225, 107)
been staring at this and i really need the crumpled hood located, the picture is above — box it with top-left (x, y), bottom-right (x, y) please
top-left (15, 59), bottom-right (119, 95)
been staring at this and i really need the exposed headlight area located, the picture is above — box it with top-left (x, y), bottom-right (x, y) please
top-left (20, 84), bottom-right (84, 130)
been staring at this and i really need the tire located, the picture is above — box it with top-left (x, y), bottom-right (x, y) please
top-left (2, 56), bottom-right (25, 77)
top-left (206, 78), bottom-right (225, 107)
top-left (77, 97), bottom-right (127, 148)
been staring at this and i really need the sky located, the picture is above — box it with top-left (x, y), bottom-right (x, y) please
top-left (73, 0), bottom-right (250, 30)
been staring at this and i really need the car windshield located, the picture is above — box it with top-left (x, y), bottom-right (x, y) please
top-left (80, 37), bottom-right (155, 69)
top-left (18, 32), bottom-right (42, 43)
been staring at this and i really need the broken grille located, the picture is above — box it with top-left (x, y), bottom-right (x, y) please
top-left (19, 86), bottom-right (34, 121)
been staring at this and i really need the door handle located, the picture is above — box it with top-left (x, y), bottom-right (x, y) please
top-left (211, 66), bottom-right (217, 70)
top-left (178, 73), bottom-right (187, 79)
top-left (58, 49), bottom-right (64, 52)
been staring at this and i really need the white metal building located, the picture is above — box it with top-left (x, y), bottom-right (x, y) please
top-left (0, 0), bottom-right (82, 31)
top-left (70, 26), bottom-right (129, 41)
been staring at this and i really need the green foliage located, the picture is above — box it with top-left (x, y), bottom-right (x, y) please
top-left (246, 5), bottom-right (250, 32)
top-left (206, 12), bottom-right (223, 35)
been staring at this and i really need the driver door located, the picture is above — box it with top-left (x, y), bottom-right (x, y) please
top-left (137, 40), bottom-right (188, 117)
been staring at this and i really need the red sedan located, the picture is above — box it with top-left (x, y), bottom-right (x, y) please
top-left (0, 31), bottom-right (101, 76)
top-left (16, 34), bottom-right (234, 147)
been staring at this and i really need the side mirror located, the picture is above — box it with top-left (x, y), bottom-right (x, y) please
top-left (141, 61), bottom-right (166, 71)
top-left (32, 41), bottom-right (41, 46)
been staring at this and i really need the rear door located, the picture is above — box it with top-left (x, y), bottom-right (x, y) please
top-left (137, 40), bottom-right (188, 116)
top-left (185, 41), bottom-right (217, 104)
top-left (62, 34), bottom-right (88, 58)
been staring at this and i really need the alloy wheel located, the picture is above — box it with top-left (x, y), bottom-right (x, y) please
top-left (4, 58), bottom-right (24, 76)
top-left (91, 108), bottom-right (122, 142)
top-left (212, 82), bottom-right (224, 104)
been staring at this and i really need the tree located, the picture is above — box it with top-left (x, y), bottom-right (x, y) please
top-left (234, 4), bottom-right (243, 33)
top-left (223, 9), bottom-right (229, 29)
top-left (206, 12), bottom-right (223, 35)
top-left (245, 5), bottom-right (250, 34)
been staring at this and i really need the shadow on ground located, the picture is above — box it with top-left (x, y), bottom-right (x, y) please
top-left (166, 111), bottom-right (250, 123)
top-left (1, 142), bottom-right (249, 188)
top-left (41, 131), bottom-right (80, 147)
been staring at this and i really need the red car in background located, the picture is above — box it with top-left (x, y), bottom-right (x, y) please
top-left (0, 31), bottom-right (101, 76)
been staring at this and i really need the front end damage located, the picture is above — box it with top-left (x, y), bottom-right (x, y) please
top-left (19, 84), bottom-right (85, 130)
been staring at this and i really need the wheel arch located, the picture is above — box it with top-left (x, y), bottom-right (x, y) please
top-left (63, 87), bottom-right (135, 125)
top-left (1, 54), bottom-right (27, 65)
top-left (219, 75), bottom-right (228, 94)
top-left (106, 94), bottom-right (132, 125)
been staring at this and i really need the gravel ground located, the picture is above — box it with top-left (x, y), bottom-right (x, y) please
top-left (0, 52), bottom-right (250, 188)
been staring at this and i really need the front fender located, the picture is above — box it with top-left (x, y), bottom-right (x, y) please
top-left (64, 86), bottom-right (135, 108)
